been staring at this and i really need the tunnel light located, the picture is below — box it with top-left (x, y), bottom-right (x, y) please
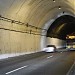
top-left (66, 35), bottom-right (75, 39)
top-left (58, 6), bottom-right (61, 9)
top-left (53, 0), bottom-right (56, 2)
top-left (69, 36), bottom-right (75, 39)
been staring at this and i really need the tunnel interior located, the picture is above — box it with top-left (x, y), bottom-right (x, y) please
top-left (47, 15), bottom-right (75, 40)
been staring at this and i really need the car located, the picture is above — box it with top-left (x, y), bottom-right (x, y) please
top-left (69, 47), bottom-right (75, 51)
top-left (43, 45), bottom-right (56, 52)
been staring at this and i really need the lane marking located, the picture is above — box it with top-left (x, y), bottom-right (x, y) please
top-left (47, 55), bottom-right (53, 58)
top-left (66, 62), bottom-right (75, 75)
top-left (5, 65), bottom-right (28, 74)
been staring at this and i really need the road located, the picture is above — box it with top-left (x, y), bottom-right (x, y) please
top-left (0, 51), bottom-right (75, 75)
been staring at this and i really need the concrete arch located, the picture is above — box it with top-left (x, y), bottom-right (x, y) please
top-left (41, 12), bottom-right (74, 50)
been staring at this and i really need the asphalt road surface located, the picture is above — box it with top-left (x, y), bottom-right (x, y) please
top-left (0, 51), bottom-right (75, 75)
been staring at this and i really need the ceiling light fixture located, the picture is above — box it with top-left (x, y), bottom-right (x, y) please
top-left (58, 6), bottom-right (61, 9)
top-left (53, 0), bottom-right (56, 2)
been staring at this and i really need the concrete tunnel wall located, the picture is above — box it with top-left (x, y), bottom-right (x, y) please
top-left (0, 20), bottom-right (41, 59)
top-left (0, 13), bottom-right (73, 59)
top-left (47, 37), bottom-right (66, 49)
top-left (0, 0), bottom-right (75, 59)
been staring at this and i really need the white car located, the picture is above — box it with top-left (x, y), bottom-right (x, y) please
top-left (69, 47), bottom-right (75, 51)
top-left (43, 45), bottom-right (56, 52)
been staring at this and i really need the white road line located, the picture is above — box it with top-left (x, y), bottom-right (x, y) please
top-left (5, 65), bottom-right (28, 74)
top-left (66, 62), bottom-right (75, 75)
top-left (47, 55), bottom-right (53, 58)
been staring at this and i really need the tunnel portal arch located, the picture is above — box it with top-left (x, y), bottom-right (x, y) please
top-left (41, 13), bottom-right (75, 50)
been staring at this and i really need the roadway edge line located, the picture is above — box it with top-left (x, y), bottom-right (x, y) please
top-left (66, 62), bottom-right (75, 75)
top-left (5, 65), bottom-right (28, 74)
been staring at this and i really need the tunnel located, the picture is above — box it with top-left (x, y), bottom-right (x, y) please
top-left (47, 15), bottom-right (75, 40)
top-left (0, 0), bottom-right (75, 75)
top-left (41, 15), bottom-right (75, 49)
top-left (0, 0), bottom-right (74, 58)
top-left (45, 15), bottom-right (75, 49)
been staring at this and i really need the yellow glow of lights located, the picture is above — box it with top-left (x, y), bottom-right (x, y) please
top-left (68, 36), bottom-right (75, 39)
top-left (53, 0), bottom-right (56, 2)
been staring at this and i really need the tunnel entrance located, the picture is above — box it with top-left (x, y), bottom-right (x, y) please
top-left (47, 15), bottom-right (75, 40)
top-left (41, 15), bottom-right (75, 50)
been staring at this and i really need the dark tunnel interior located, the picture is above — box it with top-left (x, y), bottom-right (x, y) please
top-left (47, 15), bottom-right (75, 40)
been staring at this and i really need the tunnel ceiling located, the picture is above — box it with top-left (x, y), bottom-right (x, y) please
top-left (0, 0), bottom-right (75, 28)
top-left (47, 15), bottom-right (75, 40)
